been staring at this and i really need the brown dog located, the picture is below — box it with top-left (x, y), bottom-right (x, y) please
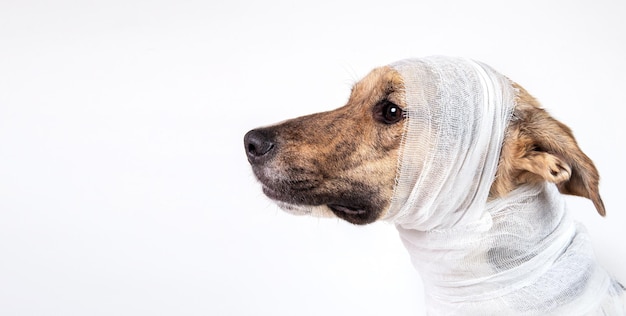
top-left (244, 57), bottom-right (623, 314)
top-left (244, 65), bottom-right (603, 223)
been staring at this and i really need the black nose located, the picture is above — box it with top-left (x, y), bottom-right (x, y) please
top-left (244, 129), bottom-right (276, 164)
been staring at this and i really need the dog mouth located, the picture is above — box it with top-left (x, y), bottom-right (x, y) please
top-left (327, 202), bottom-right (377, 225)
top-left (249, 155), bottom-right (386, 224)
top-left (327, 204), bottom-right (366, 215)
top-left (260, 183), bottom-right (380, 225)
top-left (262, 185), bottom-right (366, 214)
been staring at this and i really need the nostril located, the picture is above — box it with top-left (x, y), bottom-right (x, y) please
top-left (247, 139), bottom-right (274, 157)
top-left (244, 129), bottom-right (276, 162)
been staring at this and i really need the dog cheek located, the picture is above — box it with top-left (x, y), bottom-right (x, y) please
top-left (375, 120), bottom-right (405, 149)
top-left (350, 162), bottom-right (397, 213)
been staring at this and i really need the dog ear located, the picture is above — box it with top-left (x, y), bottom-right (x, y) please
top-left (515, 105), bottom-right (606, 216)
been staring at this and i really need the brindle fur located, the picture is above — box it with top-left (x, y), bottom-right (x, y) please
top-left (245, 66), bottom-right (605, 225)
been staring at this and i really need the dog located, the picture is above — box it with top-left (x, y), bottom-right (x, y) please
top-left (244, 57), bottom-right (625, 315)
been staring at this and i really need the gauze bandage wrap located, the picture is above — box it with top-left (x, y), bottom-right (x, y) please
top-left (384, 57), bottom-right (625, 315)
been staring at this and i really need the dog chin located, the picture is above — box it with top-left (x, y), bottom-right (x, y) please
top-left (275, 201), bottom-right (336, 218)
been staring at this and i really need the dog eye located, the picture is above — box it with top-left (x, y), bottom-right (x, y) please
top-left (375, 100), bottom-right (404, 124)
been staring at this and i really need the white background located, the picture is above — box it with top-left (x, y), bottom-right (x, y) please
top-left (1, 0), bottom-right (624, 315)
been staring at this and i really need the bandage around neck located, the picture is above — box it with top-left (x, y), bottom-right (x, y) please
top-left (383, 57), bottom-right (625, 315)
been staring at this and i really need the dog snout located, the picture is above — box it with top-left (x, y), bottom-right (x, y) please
top-left (244, 129), bottom-right (276, 164)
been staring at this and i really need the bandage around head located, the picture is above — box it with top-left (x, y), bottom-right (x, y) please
top-left (384, 56), bottom-right (514, 230)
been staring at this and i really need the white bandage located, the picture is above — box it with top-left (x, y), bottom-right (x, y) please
top-left (385, 57), bottom-right (625, 315)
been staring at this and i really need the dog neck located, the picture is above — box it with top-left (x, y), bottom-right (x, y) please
top-left (396, 183), bottom-right (615, 314)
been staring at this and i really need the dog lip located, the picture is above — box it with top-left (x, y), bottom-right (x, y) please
top-left (262, 183), bottom-right (381, 225)
top-left (262, 185), bottom-right (367, 216)
top-left (327, 204), bottom-right (366, 215)
top-left (261, 184), bottom-right (312, 205)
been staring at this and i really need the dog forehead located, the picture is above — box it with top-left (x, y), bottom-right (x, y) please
top-left (348, 66), bottom-right (405, 106)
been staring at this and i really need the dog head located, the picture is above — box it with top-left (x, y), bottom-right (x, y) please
top-left (244, 66), bottom-right (405, 225)
top-left (245, 57), bottom-right (605, 227)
